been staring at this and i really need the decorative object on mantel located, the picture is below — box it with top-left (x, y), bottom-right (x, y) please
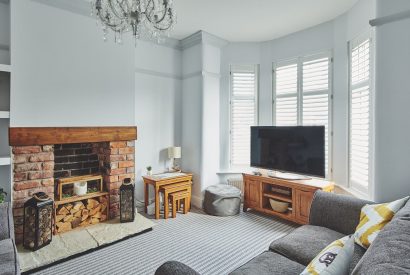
top-left (146, 166), bottom-right (153, 176)
top-left (168, 146), bottom-right (181, 171)
top-left (23, 192), bottom-right (54, 251)
top-left (91, 0), bottom-right (177, 44)
top-left (120, 178), bottom-right (135, 223)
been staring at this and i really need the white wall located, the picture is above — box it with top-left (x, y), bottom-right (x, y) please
top-left (373, 0), bottom-right (410, 201)
top-left (134, 41), bottom-right (182, 201)
top-left (10, 0), bottom-right (135, 127)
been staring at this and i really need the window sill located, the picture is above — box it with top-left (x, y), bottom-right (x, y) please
top-left (336, 184), bottom-right (370, 200)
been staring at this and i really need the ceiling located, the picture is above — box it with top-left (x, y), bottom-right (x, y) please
top-left (31, 0), bottom-right (360, 42)
top-left (172, 0), bottom-right (359, 42)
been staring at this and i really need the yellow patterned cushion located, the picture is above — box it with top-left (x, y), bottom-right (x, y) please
top-left (301, 236), bottom-right (353, 275)
top-left (354, 196), bottom-right (409, 249)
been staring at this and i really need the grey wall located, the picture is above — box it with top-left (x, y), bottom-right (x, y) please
top-left (10, 0), bottom-right (135, 127)
top-left (374, 0), bottom-right (410, 201)
top-left (218, 0), bottom-right (376, 198)
top-left (9, 1), bottom-right (183, 202)
top-left (134, 41), bottom-right (182, 201)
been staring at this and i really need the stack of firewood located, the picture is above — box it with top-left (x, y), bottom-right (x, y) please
top-left (55, 197), bottom-right (108, 233)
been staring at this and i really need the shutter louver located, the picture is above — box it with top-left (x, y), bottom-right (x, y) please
top-left (350, 39), bottom-right (371, 189)
top-left (275, 62), bottom-right (298, 126)
top-left (230, 66), bottom-right (258, 167)
top-left (302, 57), bottom-right (330, 176)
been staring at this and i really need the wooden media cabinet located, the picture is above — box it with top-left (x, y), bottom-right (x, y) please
top-left (243, 173), bottom-right (334, 224)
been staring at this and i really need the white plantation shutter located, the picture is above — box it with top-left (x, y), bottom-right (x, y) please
top-left (274, 62), bottom-right (298, 126)
top-left (302, 56), bottom-right (331, 177)
top-left (230, 65), bottom-right (258, 167)
top-left (273, 53), bottom-right (332, 177)
top-left (349, 37), bottom-right (371, 190)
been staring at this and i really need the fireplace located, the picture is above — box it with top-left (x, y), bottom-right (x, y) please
top-left (9, 127), bottom-right (137, 244)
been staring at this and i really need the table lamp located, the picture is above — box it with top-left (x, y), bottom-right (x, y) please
top-left (168, 146), bottom-right (181, 171)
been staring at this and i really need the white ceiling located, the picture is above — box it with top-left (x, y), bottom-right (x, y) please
top-left (172, 0), bottom-right (359, 42)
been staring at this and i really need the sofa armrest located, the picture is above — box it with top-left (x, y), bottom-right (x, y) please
top-left (0, 203), bottom-right (14, 241)
top-left (155, 261), bottom-right (200, 275)
top-left (309, 191), bottom-right (372, 235)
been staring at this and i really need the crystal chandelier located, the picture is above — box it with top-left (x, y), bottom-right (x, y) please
top-left (92, 0), bottom-right (176, 44)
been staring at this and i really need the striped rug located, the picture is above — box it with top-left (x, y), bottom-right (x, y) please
top-left (33, 208), bottom-right (297, 275)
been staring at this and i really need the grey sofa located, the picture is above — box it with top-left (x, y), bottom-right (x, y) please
top-left (0, 203), bottom-right (20, 275)
top-left (155, 191), bottom-right (410, 275)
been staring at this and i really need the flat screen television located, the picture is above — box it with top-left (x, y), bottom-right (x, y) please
top-left (250, 126), bottom-right (325, 178)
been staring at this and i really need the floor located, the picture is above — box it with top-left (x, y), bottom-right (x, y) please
top-left (31, 207), bottom-right (297, 275)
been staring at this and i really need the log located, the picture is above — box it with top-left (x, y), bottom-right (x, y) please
top-left (71, 217), bottom-right (81, 229)
top-left (100, 214), bottom-right (107, 221)
top-left (80, 217), bottom-right (91, 227)
top-left (81, 214), bottom-right (89, 222)
top-left (101, 203), bottom-right (107, 213)
top-left (82, 209), bottom-right (89, 216)
top-left (63, 215), bottom-right (74, 222)
top-left (89, 205), bottom-right (101, 216)
top-left (87, 199), bottom-right (99, 210)
top-left (57, 206), bottom-right (69, 215)
top-left (91, 218), bottom-right (99, 224)
top-left (92, 212), bottom-right (102, 219)
top-left (57, 222), bottom-right (72, 233)
top-left (65, 204), bottom-right (73, 211)
top-left (73, 202), bottom-right (84, 211)
top-left (56, 214), bottom-right (65, 222)
top-left (74, 210), bottom-right (82, 218)
top-left (70, 208), bottom-right (79, 215)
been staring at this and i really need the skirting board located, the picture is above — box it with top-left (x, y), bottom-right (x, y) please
top-left (191, 195), bottom-right (203, 209)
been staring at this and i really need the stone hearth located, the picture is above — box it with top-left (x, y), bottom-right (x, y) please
top-left (9, 127), bottom-right (137, 244)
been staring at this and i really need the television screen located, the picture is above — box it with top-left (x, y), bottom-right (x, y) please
top-left (251, 126), bottom-right (325, 178)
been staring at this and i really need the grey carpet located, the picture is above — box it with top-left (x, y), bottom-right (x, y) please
top-left (31, 208), bottom-right (297, 275)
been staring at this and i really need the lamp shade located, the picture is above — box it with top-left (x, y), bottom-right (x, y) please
top-left (168, 146), bottom-right (181, 159)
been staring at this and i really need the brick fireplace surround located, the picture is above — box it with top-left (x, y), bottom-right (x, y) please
top-left (9, 127), bottom-right (137, 244)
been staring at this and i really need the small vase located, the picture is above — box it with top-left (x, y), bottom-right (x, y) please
top-left (147, 170), bottom-right (152, 176)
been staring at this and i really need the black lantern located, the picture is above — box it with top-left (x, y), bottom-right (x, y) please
top-left (23, 192), bottom-right (54, 251)
top-left (120, 178), bottom-right (135, 223)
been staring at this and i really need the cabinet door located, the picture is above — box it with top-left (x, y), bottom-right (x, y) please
top-left (295, 189), bottom-right (314, 224)
top-left (245, 179), bottom-right (261, 209)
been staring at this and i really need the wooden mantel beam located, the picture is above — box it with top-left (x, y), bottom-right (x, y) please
top-left (9, 127), bottom-right (137, 146)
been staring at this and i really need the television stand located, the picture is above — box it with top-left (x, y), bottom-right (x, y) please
top-left (243, 173), bottom-right (334, 224)
top-left (267, 171), bottom-right (311, 180)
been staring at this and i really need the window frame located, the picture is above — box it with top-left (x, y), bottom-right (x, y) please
top-left (229, 64), bottom-right (259, 169)
top-left (348, 31), bottom-right (374, 195)
top-left (272, 51), bottom-right (333, 179)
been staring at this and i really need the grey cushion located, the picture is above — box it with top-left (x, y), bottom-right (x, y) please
top-left (352, 200), bottom-right (410, 275)
top-left (155, 261), bottom-right (200, 275)
top-left (0, 203), bottom-right (14, 241)
top-left (230, 251), bottom-right (305, 275)
top-left (309, 191), bottom-right (372, 235)
top-left (269, 225), bottom-right (345, 266)
top-left (0, 239), bottom-right (20, 275)
top-left (203, 185), bottom-right (241, 216)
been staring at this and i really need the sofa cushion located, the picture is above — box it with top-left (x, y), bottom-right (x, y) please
top-left (0, 239), bottom-right (20, 275)
top-left (352, 200), bottom-right (410, 274)
top-left (269, 225), bottom-right (345, 266)
top-left (353, 196), bottom-right (409, 249)
top-left (229, 252), bottom-right (305, 275)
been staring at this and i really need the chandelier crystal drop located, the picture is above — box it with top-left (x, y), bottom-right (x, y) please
top-left (92, 0), bottom-right (176, 44)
